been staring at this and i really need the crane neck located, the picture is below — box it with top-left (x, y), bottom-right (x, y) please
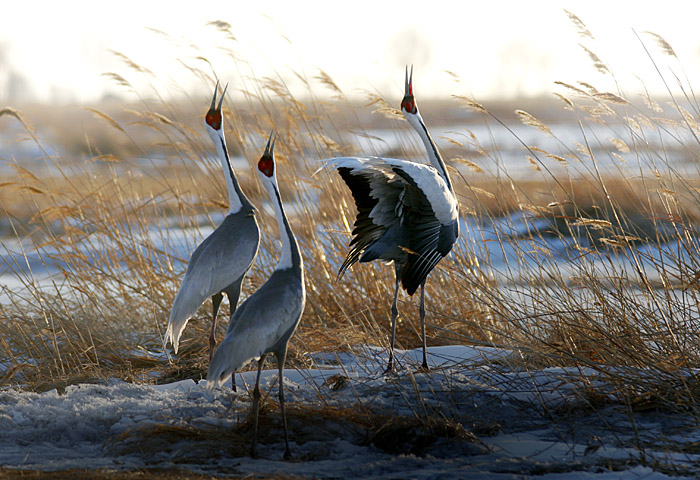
top-left (264, 179), bottom-right (302, 272)
top-left (210, 130), bottom-right (253, 215)
top-left (405, 111), bottom-right (454, 192)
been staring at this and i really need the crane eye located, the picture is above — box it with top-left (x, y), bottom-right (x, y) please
top-left (401, 96), bottom-right (417, 114)
top-left (258, 157), bottom-right (274, 177)
top-left (205, 110), bottom-right (222, 130)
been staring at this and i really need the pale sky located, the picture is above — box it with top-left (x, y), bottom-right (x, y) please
top-left (0, 1), bottom-right (698, 104)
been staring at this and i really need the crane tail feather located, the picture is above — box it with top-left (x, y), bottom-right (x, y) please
top-left (164, 315), bottom-right (188, 354)
top-left (401, 250), bottom-right (443, 295)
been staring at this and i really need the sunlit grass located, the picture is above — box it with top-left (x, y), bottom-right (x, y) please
top-left (1, 18), bottom-right (700, 421)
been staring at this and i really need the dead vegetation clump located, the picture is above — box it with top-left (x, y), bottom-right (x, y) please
top-left (106, 403), bottom-right (486, 461)
top-left (0, 23), bottom-right (699, 422)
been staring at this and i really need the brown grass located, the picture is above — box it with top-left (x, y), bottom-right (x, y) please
top-left (106, 403), bottom-right (483, 461)
top-left (0, 23), bottom-right (700, 421)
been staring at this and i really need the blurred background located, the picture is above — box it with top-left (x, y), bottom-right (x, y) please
top-left (2, 0), bottom-right (700, 398)
top-left (0, 0), bottom-right (699, 104)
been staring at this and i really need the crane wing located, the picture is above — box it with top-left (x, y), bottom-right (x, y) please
top-left (320, 157), bottom-right (458, 287)
top-left (336, 162), bottom-right (403, 275)
top-left (391, 165), bottom-right (459, 295)
top-left (165, 214), bottom-right (259, 353)
top-left (207, 271), bottom-right (305, 388)
top-left (377, 158), bottom-right (458, 224)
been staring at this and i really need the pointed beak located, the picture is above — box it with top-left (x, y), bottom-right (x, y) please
top-left (264, 131), bottom-right (276, 156)
top-left (404, 66), bottom-right (409, 95)
top-left (217, 83), bottom-right (228, 111)
top-left (404, 65), bottom-right (414, 96)
top-left (210, 80), bottom-right (219, 111)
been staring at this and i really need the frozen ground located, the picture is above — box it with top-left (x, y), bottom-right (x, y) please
top-left (1, 345), bottom-right (698, 479)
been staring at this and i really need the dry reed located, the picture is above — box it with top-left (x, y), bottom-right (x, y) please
top-left (0, 22), bottom-right (699, 423)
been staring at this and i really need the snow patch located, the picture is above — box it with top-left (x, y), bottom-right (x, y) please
top-left (1, 345), bottom-right (698, 479)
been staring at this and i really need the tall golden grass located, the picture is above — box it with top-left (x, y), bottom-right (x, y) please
top-left (1, 18), bottom-right (700, 416)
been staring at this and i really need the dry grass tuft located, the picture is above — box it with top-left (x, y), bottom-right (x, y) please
top-left (563, 9), bottom-right (595, 40)
top-left (106, 422), bottom-right (252, 459)
top-left (106, 403), bottom-right (485, 461)
top-left (369, 415), bottom-right (484, 455)
top-left (2, 20), bottom-right (700, 423)
top-left (644, 31), bottom-right (677, 58)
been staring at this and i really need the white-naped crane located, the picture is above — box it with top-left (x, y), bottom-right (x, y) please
top-left (320, 66), bottom-right (459, 372)
top-left (207, 133), bottom-right (305, 460)
top-left (165, 82), bottom-right (260, 383)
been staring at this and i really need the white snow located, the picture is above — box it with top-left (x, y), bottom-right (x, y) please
top-left (1, 345), bottom-right (698, 478)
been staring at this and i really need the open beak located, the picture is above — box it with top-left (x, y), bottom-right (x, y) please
top-left (210, 80), bottom-right (228, 112)
top-left (404, 65), bottom-right (413, 97)
top-left (218, 83), bottom-right (228, 111)
top-left (210, 80), bottom-right (219, 110)
top-left (264, 131), bottom-right (276, 156)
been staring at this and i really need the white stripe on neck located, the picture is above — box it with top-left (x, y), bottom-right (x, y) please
top-left (405, 112), bottom-right (449, 184)
top-left (264, 179), bottom-right (293, 270)
top-left (209, 129), bottom-right (243, 215)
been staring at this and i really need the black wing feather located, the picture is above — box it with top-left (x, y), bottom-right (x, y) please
top-left (337, 167), bottom-right (384, 276)
top-left (336, 163), bottom-right (458, 293)
top-left (391, 166), bottom-right (456, 295)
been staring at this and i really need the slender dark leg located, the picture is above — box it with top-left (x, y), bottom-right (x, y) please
top-left (209, 292), bottom-right (223, 363)
top-left (385, 273), bottom-right (402, 374)
top-left (419, 280), bottom-right (429, 371)
top-left (277, 348), bottom-right (292, 460)
top-left (250, 354), bottom-right (267, 459)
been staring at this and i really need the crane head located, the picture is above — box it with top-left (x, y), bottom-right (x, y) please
top-left (258, 132), bottom-right (276, 178)
top-left (400, 65), bottom-right (417, 115)
top-left (205, 80), bottom-right (228, 131)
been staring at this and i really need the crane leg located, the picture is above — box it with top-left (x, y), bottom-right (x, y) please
top-left (419, 281), bottom-right (429, 371)
top-left (250, 354), bottom-right (267, 459)
top-left (385, 275), bottom-right (401, 374)
top-left (277, 349), bottom-right (292, 460)
top-left (209, 292), bottom-right (223, 363)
